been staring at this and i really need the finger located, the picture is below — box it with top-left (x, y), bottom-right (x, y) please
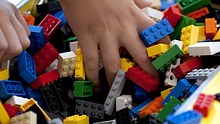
top-left (133, 0), bottom-right (153, 9)
top-left (99, 35), bottom-right (120, 86)
top-left (0, 28), bottom-right (8, 62)
top-left (15, 9), bottom-right (30, 36)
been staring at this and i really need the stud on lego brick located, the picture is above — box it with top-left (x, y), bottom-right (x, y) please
top-left (63, 115), bottom-right (89, 124)
top-left (73, 81), bottom-right (93, 97)
top-left (185, 68), bottom-right (216, 80)
top-left (116, 95), bottom-right (132, 111)
top-left (146, 43), bottom-right (170, 59)
top-left (11, 111), bottom-right (37, 124)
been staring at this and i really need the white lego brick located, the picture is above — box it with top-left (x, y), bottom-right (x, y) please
top-left (116, 95), bottom-right (132, 111)
top-left (188, 42), bottom-right (220, 56)
top-left (170, 40), bottom-right (183, 50)
top-left (141, 7), bottom-right (164, 22)
top-left (104, 69), bottom-right (126, 115)
top-left (93, 120), bottom-right (116, 124)
top-left (5, 96), bottom-right (29, 106)
top-left (69, 41), bottom-right (79, 53)
top-left (45, 59), bottom-right (58, 72)
top-left (164, 58), bottom-right (181, 86)
top-left (11, 111), bottom-right (37, 124)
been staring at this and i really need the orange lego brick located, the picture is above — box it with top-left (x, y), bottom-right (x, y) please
top-left (187, 7), bottom-right (209, 20)
top-left (205, 18), bottom-right (217, 39)
top-left (23, 14), bottom-right (35, 25)
top-left (139, 96), bottom-right (163, 118)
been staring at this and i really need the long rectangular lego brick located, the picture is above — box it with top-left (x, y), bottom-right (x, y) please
top-left (205, 18), bottom-right (217, 39)
top-left (186, 7), bottom-right (209, 19)
top-left (131, 99), bottom-right (152, 118)
top-left (0, 101), bottom-right (10, 124)
top-left (75, 48), bottom-right (85, 80)
top-left (185, 68), bottom-right (216, 80)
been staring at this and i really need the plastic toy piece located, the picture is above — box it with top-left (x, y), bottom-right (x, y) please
top-left (213, 29), bottom-right (220, 41)
top-left (73, 81), bottom-right (93, 97)
top-left (157, 97), bottom-right (181, 122)
top-left (116, 95), bottom-right (132, 111)
top-left (5, 96), bottom-right (29, 106)
top-left (193, 93), bottom-right (216, 117)
top-left (75, 48), bottom-right (85, 80)
top-left (48, 118), bottom-right (63, 124)
top-left (75, 99), bottom-right (104, 119)
top-left (69, 40), bottom-right (78, 53)
top-left (197, 26), bottom-right (206, 42)
top-left (167, 110), bottom-right (202, 124)
top-left (52, 10), bottom-right (67, 26)
top-left (63, 37), bottom-right (77, 52)
top-left (146, 43), bottom-right (170, 59)
top-left (185, 68), bottom-right (216, 80)
top-left (152, 45), bottom-right (183, 72)
top-left (170, 40), bottom-right (183, 50)
top-left (161, 88), bottom-right (173, 99)
top-left (23, 14), bottom-right (35, 25)
top-left (131, 99), bottom-right (151, 118)
top-left (134, 85), bottom-right (148, 103)
top-left (30, 69), bottom-right (60, 89)
top-left (140, 18), bottom-right (174, 46)
top-left (115, 107), bottom-right (132, 124)
top-left (215, 93), bottom-right (220, 102)
top-left (45, 59), bottom-right (58, 72)
top-left (0, 101), bottom-right (10, 124)
top-left (141, 7), bottom-right (164, 22)
top-left (63, 115), bottom-right (89, 124)
top-left (33, 42), bottom-right (59, 75)
top-left (139, 96), bottom-right (163, 118)
top-left (180, 25), bottom-right (199, 54)
top-left (186, 7), bottom-right (209, 19)
top-left (93, 120), bottom-right (116, 124)
top-left (150, 0), bottom-right (162, 10)
top-left (11, 111), bottom-right (37, 124)
top-left (0, 69), bottom-right (9, 81)
top-left (178, 0), bottom-right (211, 14)
top-left (173, 57), bottom-right (203, 79)
top-left (162, 79), bottom-right (191, 105)
top-left (163, 6), bottom-right (182, 28)
top-left (3, 104), bottom-right (20, 117)
top-left (120, 58), bottom-right (135, 72)
top-left (38, 14), bottom-right (61, 41)
top-left (58, 51), bottom-right (76, 77)
top-left (205, 18), bottom-right (217, 39)
top-left (0, 80), bottom-right (26, 99)
top-left (186, 84), bottom-right (199, 98)
top-left (126, 66), bottom-right (160, 92)
top-left (18, 50), bottom-right (36, 83)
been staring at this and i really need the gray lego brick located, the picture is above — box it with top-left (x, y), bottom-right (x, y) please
top-left (48, 118), bottom-right (63, 124)
top-left (185, 68), bottom-right (215, 80)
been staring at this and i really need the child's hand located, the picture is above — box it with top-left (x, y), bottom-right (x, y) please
top-left (60, 0), bottom-right (170, 91)
top-left (0, 0), bottom-right (30, 62)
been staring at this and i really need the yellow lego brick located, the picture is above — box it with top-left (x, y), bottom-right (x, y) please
top-left (161, 87), bottom-right (173, 99)
top-left (11, 111), bottom-right (37, 124)
top-left (180, 25), bottom-right (199, 54)
top-left (75, 48), bottom-right (85, 80)
top-left (213, 29), bottom-right (220, 41)
top-left (197, 26), bottom-right (206, 42)
top-left (0, 101), bottom-right (10, 124)
top-left (146, 43), bottom-right (170, 59)
top-left (63, 115), bottom-right (89, 124)
top-left (18, 0), bottom-right (39, 16)
top-left (0, 69), bottom-right (9, 81)
top-left (120, 58), bottom-right (135, 72)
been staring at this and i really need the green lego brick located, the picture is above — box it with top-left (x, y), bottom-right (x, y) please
top-left (171, 15), bottom-right (196, 40)
top-left (73, 81), bottom-right (93, 97)
top-left (152, 45), bottom-right (183, 72)
top-left (178, 0), bottom-right (211, 14)
top-left (156, 97), bottom-right (181, 122)
top-left (63, 37), bottom-right (77, 52)
top-left (195, 23), bottom-right (205, 26)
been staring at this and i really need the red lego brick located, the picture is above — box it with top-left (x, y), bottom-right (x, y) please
top-left (3, 104), bottom-right (20, 118)
top-left (186, 7), bottom-right (209, 20)
top-left (126, 66), bottom-right (160, 92)
top-left (163, 4), bottom-right (182, 14)
top-left (31, 69), bottom-right (60, 89)
top-left (163, 6), bottom-right (182, 28)
top-left (205, 18), bottom-right (217, 39)
top-left (33, 42), bottom-right (59, 75)
top-left (193, 93), bottom-right (215, 117)
top-left (173, 57), bottom-right (203, 79)
top-left (38, 14), bottom-right (61, 41)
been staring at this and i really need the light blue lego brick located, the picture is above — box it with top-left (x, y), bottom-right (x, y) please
top-left (162, 79), bottom-right (191, 105)
top-left (167, 110), bottom-right (202, 124)
top-left (52, 10), bottom-right (67, 26)
top-left (131, 99), bottom-right (151, 118)
top-left (140, 18), bottom-right (174, 46)
top-left (134, 85), bottom-right (149, 103)
top-left (18, 51), bottom-right (36, 83)
top-left (0, 80), bottom-right (26, 99)
top-left (161, 0), bottom-right (177, 10)
top-left (186, 84), bottom-right (199, 98)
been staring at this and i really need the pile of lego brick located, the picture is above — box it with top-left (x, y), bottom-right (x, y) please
top-left (1, 0), bottom-right (220, 124)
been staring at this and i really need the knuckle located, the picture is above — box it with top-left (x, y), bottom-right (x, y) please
top-left (22, 38), bottom-right (30, 49)
top-left (0, 42), bottom-right (8, 52)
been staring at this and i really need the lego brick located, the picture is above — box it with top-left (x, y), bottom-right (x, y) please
top-left (63, 115), bottom-right (89, 124)
top-left (186, 84), bottom-right (199, 98)
top-left (52, 10), bottom-right (67, 26)
top-left (31, 69), bottom-right (60, 89)
top-left (197, 26), bottom-right (206, 41)
top-left (163, 6), bottom-right (182, 28)
top-left (115, 107), bottom-right (132, 124)
top-left (134, 85), bottom-right (148, 103)
top-left (73, 81), bottom-right (93, 97)
top-left (75, 48), bottom-right (85, 80)
top-left (0, 101), bottom-right (10, 124)
top-left (139, 96), bottom-right (163, 118)
top-left (193, 93), bottom-right (215, 117)
top-left (0, 80), bottom-right (26, 99)
top-left (213, 29), bottom-right (220, 41)
top-left (93, 120), bottom-right (116, 124)
top-left (58, 51), bottom-right (76, 77)
top-left (185, 68), bottom-right (216, 80)
top-left (205, 18), bottom-right (217, 39)
top-left (126, 66), bottom-right (160, 92)
top-left (3, 104), bottom-right (20, 117)
top-left (131, 99), bottom-right (151, 118)
top-left (5, 96), bottom-right (29, 106)
top-left (161, 87), bottom-right (173, 99)
top-left (48, 118), bottom-right (63, 124)
top-left (162, 79), bottom-right (191, 105)
top-left (146, 113), bottom-right (162, 124)
top-left (173, 57), bottom-right (203, 79)
top-left (177, 0), bottom-right (211, 14)
top-left (75, 99), bottom-right (104, 119)
top-left (23, 14), bottom-right (35, 25)
top-left (161, 0), bottom-right (176, 10)
top-left (163, 3), bottom-right (182, 14)
top-left (63, 37), bottom-right (77, 52)
top-left (167, 110), bottom-right (202, 124)
top-left (180, 25), bottom-right (199, 54)
top-left (141, 7), bottom-right (164, 22)
top-left (120, 58), bottom-right (135, 72)
top-left (28, 25), bottom-right (46, 55)
top-left (38, 14), bottom-right (61, 41)
top-left (69, 40), bottom-right (78, 53)
top-left (186, 7), bottom-right (209, 19)
top-left (11, 111), bottom-right (37, 124)
top-left (18, 50), bottom-right (36, 83)
top-left (0, 60), bottom-right (9, 70)
top-left (36, 1), bottom-right (61, 14)
top-left (0, 69), bottom-right (9, 81)
top-left (146, 43), bottom-right (170, 59)
top-left (157, 97), bottom-right (181, 122)
top-left (152, 45), bottom-right (183, 72)
top-left (140, 18), bottom-right (174, 46)
top-left (150, 0), bottom-right (161, 10)
top-left (170, 40), bottom-right (183, 50)
top-left (45, 59), bottom-right (58, 72)
top-left (116, 95), bottom-right (132, 111)
top-left (33, 42), bottom-right (59, 75)
top-left (104, 69), bottom-right (126, 115)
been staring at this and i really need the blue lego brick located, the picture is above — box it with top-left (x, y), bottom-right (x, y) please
top-left (28, 25), bottom-right (46, 55)
top-left (161, 0), bottom-right (177, 10)
top-left (52, 10), bottom-right (67, 26)
top-left (167, 110), bottom-right (202, 124)
top-left (139, 18), bottom-right (174, 46)
top-left (0, 80), bottom-right (26, 99)
top-left (162, 79), bottom-right (191, 105)
top-left (18, 51), bottom-right (36, 83)
top-left (131, 99), bottom-right (151, 118)
top-left (134, 85), bottom-right (149, 103)
top-left (186, 84), bottom-right (199, 98)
